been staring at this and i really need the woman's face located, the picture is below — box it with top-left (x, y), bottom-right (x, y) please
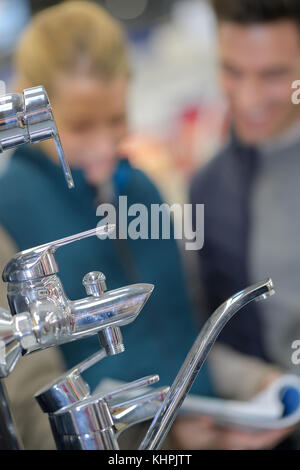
top-left (44, 74), bottom-right (129, 185)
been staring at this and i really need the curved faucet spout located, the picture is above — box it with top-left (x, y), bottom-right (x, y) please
top-left (139, 278), bottom-right (275, 450)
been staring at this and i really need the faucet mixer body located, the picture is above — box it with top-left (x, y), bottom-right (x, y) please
top-left (0, 225), bottom-right (154, 377)
top-left (44, 373), bottom-right (169, 450)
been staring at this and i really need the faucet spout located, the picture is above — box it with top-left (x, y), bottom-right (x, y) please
top-left (139, 278), bottom-right (275, 450)
top-left (69, 283), bottom-right (154, 340)
top-left (0, 282), bottom-right (154, 373)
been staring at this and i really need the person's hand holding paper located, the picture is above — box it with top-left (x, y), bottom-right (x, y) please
top-left (170, 371), bottom-right (300, 449)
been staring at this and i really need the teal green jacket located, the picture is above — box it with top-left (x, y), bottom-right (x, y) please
top-left (0, 145), bottom-right (214, 396)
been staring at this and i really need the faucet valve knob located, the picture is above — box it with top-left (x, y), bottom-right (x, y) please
top-left (83, 271), bottom-right (125, 356)
top-left (82, 272), bottom-right (107, 297)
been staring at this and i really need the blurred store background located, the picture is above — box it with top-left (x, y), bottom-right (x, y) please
top-left (0, 0), bottom-right (228, 203)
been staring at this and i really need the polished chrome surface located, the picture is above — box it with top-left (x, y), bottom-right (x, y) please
top-left (98, 326), bottom-right (124, 356)
top-left (3, 225), bottom-right (115, 283)
top-left (53, 399), bottom-right (119, 450)
top-left (55, 429), bottom-right (119, 450)
top-left (51, 376), bottom-right (160, 437)
top-left (53, 387), bottom-right (170, 450)
top-left (139, 278), bottom-right (275, 450)
top-left (55, 432), bottom-right (118, 450)
top-left (35, 350), bottom-right (107, 413)
top-left (102, 375), bottom-right (160, 401)
top-left (112, 387), bottom-right (170, 436)
top-left (0, 86), bottom-right (74, 188)
top-left (0, 381), bottom-right (22, 449)
top-left (69, 283), bottom-right (153, 341)
top-left (0, 307), bottom-right (22, 377)
top-left (0, 226), bottom-right (153, 375)
top-left (83, 271), bottom-right (124, 356)
top-left (49, 375), bottom-right (168, 450)
top-left (83, 272), bottom-right (107, 297)
top-left (0, 93), bottom-right (26, 149)
top-left (35, 361), bottom-right (162, 436)
top-left (3, 281), bottom-right (153, 356)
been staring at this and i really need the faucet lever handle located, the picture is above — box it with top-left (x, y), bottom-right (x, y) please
top-left (47, 225), bottom-right (115, 251)
top-left (104, 375), bottom-right (160, 402)
top-left (111, 386), bottom-right (170, 436)
top-left (23, 86), bottom-right (75, 189)
top-left (2, 224), bottom-right (116, 283)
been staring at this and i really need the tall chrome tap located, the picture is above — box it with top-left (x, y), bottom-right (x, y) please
top-left (0, 86), bottom-right (74, 188)
top-left (139, 278), bottom-right (275, 450)
top-left (0, 225), bottom-right (154, 378)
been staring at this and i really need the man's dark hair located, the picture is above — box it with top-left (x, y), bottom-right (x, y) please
top-left (210, 0), bottom-right (300, 26)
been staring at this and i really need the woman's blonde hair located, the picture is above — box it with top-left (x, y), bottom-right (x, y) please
top-left (14, 0), bottom-right (130, 93)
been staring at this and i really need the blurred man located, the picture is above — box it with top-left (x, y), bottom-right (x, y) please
top-left (191, 0), bottom-right (300, 421)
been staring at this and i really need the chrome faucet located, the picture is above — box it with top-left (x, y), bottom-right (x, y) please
top-left (0, 86), bottom-right (74, 188)
top-left (36, 278), bottom-right (275, 451)
top-left (0, 225), bottom-right (154, 377)
top-left (34, 350), bottom-right (169, 450)
top-left (46, 374), bottom-right (169, 450)
top-left (139, 278), bottom-right (275, 450)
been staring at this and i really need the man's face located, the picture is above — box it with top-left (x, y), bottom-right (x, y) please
top-left (218, 20), bottom-right (300, 144)
top-left (46, 75), bottom-right (128, 185)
